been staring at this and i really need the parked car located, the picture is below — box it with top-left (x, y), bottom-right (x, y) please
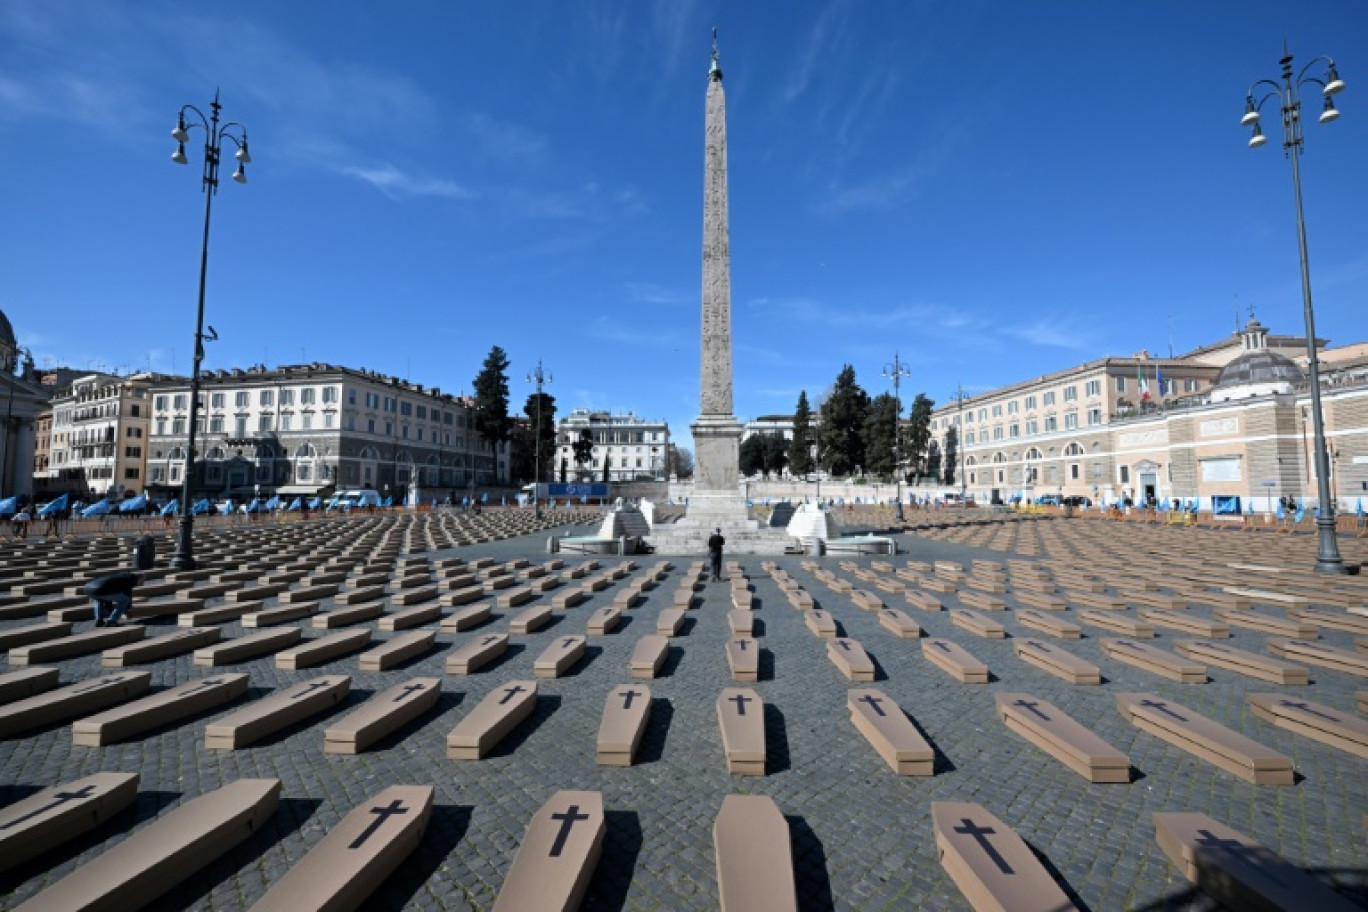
top-left (1036, 494), bottom-right (1062, 506)
top-left (1061, 495), bottom-right (1092, 507)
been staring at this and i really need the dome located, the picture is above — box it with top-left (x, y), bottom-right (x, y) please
top-left (0, 309), bottom-right (15, 372)
top-left (1213, 350), bottom-right (1304, 388)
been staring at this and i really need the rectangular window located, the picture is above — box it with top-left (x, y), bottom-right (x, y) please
top-left (302, 414), bottom-right (313, 430)
top-left (965, 431), bottom-right (975, 444)
top-left (1070, 463), bottom-right (1079, 480)
top-left (385, 421), bottom-right (393, 436)
top-left (1085, 380), bottom-right (1101, 397)
top-left (1044, 416), bottom-right (1057, 432)
top-left (416, 428), bottom-right (423, 441)
top-left (1063, 386), bottom-right (1077, 402)
top-left (170, 466), bottom-right (181, 482)
top-left (1025, 419), bottom-right (1038, 435)
top-left (209, 417), bottom-right (224, 433)
top-left (1087, 407), bottom-right (1102, 426)
top-left (1043, 391), bottom-right (1056, 406)
top-left (366, 392), bottom-right (378, 408)
top-left (325, 387), bottom-right (339, 404)
top-left (367, 418), bottom-right (375, 433)
top-left (280, 414), bottom-right (292, 431)
top-left (260, 390), bottom-right (273, 406)
top-left (155, 395), bottom-right (168, 411)
top-left (259, 415), bottom-right (273, 431)
top-left (1009, 424), bottom-right (1020, 438)
top-left (1065, 413), bottom-right (1078, 429)
top-left (235, 417), bottom-right (247, 436)
top-left (991, 404), bottom-right (1002, 418)
top-left (1024, 395), bottom-right (1036, 410)
top-left (326, 414), bottom-right (336, 429)
top-left (124, 446), bottom-right (141, 458)
top-left (235, 391), bottom-right (249, 407)
top-left (1116, 376), bottom-right (1126, 392)
top-left (124, 466), bottom-right (139, 480)
top-left (1007, 401), bottom-right (1019, 415)
top-left (301, 388), bottom-right (315, 404)
top-left (401, 425), bottom-right (409, 439)
top-left (416, 405), bottom-right (427, 419)
top-left (1185, 378), bottom-right (1199, 392)
top-left (1119, 466), bottom-right (1130, 484)
top-left (211, 393), bottom-right (225, 408)
top-left (280, 389), bottom-right (294, 406)
top-left (172, 418), bottom-right (186, 434)
top-left (173, 394), bottom-right (187, 409)
top-left (993, 427), bottom-right (1003, 440)
top-left (400, 401), bottom-right (412, 416)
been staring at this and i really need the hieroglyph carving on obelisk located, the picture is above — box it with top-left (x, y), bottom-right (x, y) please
top-left (700, 29), bottom-right (733, 418)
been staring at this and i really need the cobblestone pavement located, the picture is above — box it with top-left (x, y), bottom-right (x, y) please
top-left (2, 526), bottom-right (1366, 911)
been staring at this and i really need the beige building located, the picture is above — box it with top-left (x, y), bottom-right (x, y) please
top-left (933, 318), bottom-right (1368, 513)
top-left (43, 372), bottom-right (159, 499)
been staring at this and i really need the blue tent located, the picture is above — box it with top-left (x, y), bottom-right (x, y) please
top-left (244, 498), bottom-right (263, 514)
top-left (0, 496), bottom-right (16, 516)
top-left (1358, 497), bottom-right (1365, 518)
top-left (38, 494), bottom-right (69, 517)
top-left (1294, 500), bottom-right (1305, 524)
top-left (308, 497), bottom-right (322, 509)
top-left (264, 495), bottom-right (281, 510)
top-left (482, 492), bottom-right (489, 503)
top-left (192, 498), bottom-right (213, 515)
top-left (217, 501), bottom-right (234, 515)
top-left (119, 493), bottom-right (148, 513)
top-left (161, 498), bottom-right (180, 516)
top-left (81, 498), bottom-right (113, 517)
top-left (380, 496), bottom-right (393, 507)
top-left (286, 497), bottom-right (303, 511)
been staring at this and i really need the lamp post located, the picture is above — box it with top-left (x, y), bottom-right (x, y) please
top-left (526, 359), bottom-right (552, 518)
top-left (169, 91), bottom-right (250, 570)
top-left (1241, 47), bottom-right (1348, 574)
top-left (882, 353), bottom-right (911, 520)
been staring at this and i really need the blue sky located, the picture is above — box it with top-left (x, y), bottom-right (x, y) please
top-left (3, 0), bottom-right (1367, 451)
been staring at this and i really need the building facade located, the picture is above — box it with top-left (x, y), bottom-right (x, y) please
top-left (1, 312), bottom-right (49, 501)
top-left (931, 318), bottom-right (1368, 512)
top-left (42, 372), bottom-right (157, 499)
top-left (146, 363), bottom-right (508, 503)
top-left (556, 410), bottom-right (670, 483)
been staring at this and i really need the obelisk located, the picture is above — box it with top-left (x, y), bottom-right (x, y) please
top-left (685, 30), bottom-right (752, 531)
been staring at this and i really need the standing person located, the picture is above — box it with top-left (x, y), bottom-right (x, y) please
top-left (84, 571), bottom-right (140, 627)
top-left (707, 527), bottom-right (725, 582)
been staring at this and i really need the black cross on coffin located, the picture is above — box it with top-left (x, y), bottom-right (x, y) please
top-left (0, 785), bottom-right (97, 830)
top-left (290, 681), bottom-right (333, 700)
top-left (549, 805), bottom-right (591, 857)
top-left (1138, 699), bottom-right (1187, 722)
top-left (728, 694), bottom-right (753, 716)
top-left (619, 690), bottom-right (642, 710)
top-left (857, 694), bottom-right (886, 717)
top-left (499, 685), bottom-right (527, 705)
top-left (1012, 699), bottom-right (1050, 721)
top-left (180, 678), bottom-right (224, 696)
top-left (349, 799), bottom-right (408, 849)
top-left (1277, 700), bottom-right (1340, 722)
top-left (72, 676), bottom-right (128, 694)
top-left (394, 683), bottom-right (427, 703)
top-left (953, 818), bottom-right (1014, 874)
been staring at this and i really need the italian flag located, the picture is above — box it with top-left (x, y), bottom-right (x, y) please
top-left (1138, 364), bottom-right (1150, 401)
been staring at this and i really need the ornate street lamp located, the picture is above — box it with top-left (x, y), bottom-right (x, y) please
top-left (169, 91), bottom-right (250, 570)
top-left (882, 353), bottom-right (911, 520)
top-left (1241, 47), bottom-right (1348, 574)
top-left (526, 360), bottom-right (552, 518)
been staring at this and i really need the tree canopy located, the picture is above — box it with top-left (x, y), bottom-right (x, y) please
top-left (905, 393), bottom-right (935, 481)
top-left (472, 346), bottom-right (512, 480)
top-left (523, 391), bottom-right (557, 484)
top-left (862, 392), bottom-right (899, 477)
top-left (787, 390), bottom-right (814, 475)
top-left (817, 365), bottom-right (869, 476)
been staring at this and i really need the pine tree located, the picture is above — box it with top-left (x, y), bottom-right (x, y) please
top-left (905, 393), bottom-right (935, 481)
top-left (862, 393), bottom-right (899, 477)
top-left (817, 365), bottom-right (869, 476)
top-left (944, 426), bottom-right (959, 487)
top-left (787, 391), bottom-right (814, 475)
top-left (572, 429), bottom-right (594, 476)
top-left (523, 391), bottom-right (557, 486)
top-left (472, 347), bottom-right (512, 481)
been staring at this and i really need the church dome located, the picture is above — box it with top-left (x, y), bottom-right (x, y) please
top-left (1213, 350), bottom-right (1304, 388)
top-left (0, 308), bottom-right (15, 372)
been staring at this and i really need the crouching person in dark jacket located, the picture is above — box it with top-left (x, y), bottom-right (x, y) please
top-left (84, 571), bottom-right (141, 627)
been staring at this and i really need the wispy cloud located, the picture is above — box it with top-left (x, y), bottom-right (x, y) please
top-left (780, 0), bottom-right (855, 106)
top-left (338, 163), bottom-right (475, 201)
top-left (464, 112), bottom-right (547, 165)
top-left (624, 283), bottom-right (693, 306)
top-left (1004, 319), bottom-right (1100, 352)
top-left (582, 316), bottom-right (685, 348)
top-left (816, 120), bottom-right (971, 214)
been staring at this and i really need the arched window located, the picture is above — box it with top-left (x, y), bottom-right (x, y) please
top-left (168, 446), bottom-right (185, 461)
top-left (360, 446), bottom-right (381, 461)
top-left (294, 443), bottom-right (316, 460)
top-left (1065, 442), bottom-right (1085, 457)
top-left (206, 446), bottom-right (226, 461)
